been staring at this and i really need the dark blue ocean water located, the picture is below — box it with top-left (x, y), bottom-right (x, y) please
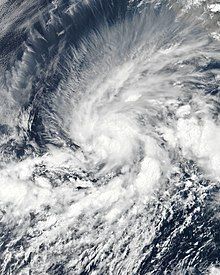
top-left (0, 0), bottom-right (220, 274)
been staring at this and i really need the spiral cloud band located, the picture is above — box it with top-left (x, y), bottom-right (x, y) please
top-left (0, 0), bottom-right (220, 274)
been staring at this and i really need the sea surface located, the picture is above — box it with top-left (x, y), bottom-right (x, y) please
top-left (0, 0), bottom-right (220, 274)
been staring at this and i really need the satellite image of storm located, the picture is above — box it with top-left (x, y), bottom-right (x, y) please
top-left (0, 0), bottom-right (220, 274)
